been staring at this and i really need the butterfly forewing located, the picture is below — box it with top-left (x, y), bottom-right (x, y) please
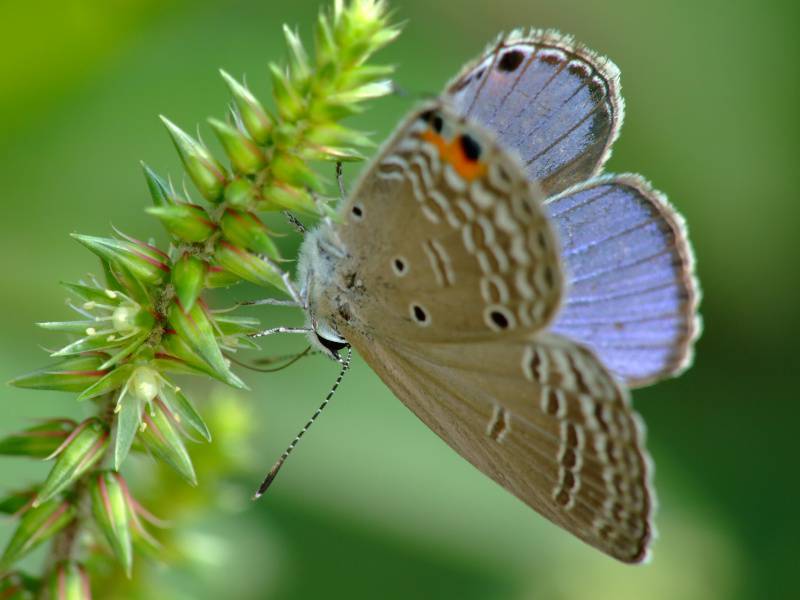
top-left (334, 102), bottom-right (565, 341)
top-left (445, 30), bottom-right (623, 197)
top-left (348, 330), bottom-right (653, 563)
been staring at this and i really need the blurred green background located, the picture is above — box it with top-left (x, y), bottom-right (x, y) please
top-left (1, 0), bottom-right (797, 598)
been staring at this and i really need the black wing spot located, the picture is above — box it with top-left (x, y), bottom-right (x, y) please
top-left (351, 204), bottom-right (363, 219)
top-left (411, 304), bottom-right (429, 325)
top-left (459, 134), bottom-right (482, 161)
top-left (489, 310), bottom-right (509, 329)
top-left (498, 49), bottom-right (525, 72)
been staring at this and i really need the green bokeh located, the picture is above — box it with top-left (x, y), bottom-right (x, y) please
top-left (1, 1), bottom-right (797, 598)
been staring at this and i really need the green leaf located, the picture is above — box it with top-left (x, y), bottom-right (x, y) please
top-left (1, 499), bottom-right (76, 569)
top-left (36, 419), bottom-right (109, 506)
top-left (76, 364), bottom-right (135, 401)
top-left (9, 355), bottom-right (109, 393)
top-left (161, 384), bottom-right (211, 442)
top-left (140, 399), bottom-right (197, 485)
top-left (114, 396), bottom-right (143, 470)
top-left (0, 420), bottom-right (75, 459)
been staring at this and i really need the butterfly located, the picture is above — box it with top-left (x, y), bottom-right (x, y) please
top-left (282, 29), bottom-right (700, 564)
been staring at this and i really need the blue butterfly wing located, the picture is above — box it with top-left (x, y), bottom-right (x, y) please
top-left (546, 175), bottom-right (701, 387)
top-left (445, 30), bottom-right (623, 197)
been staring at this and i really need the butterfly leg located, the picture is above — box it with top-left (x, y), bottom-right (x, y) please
top-left (282, 210), bottom-right (307, 233)
top-left (336, 161), bottom-right (346, 202)
top-left (236, 298), bottom-right (301, 308)
top-left (248, 326), bottom-right (311, 339)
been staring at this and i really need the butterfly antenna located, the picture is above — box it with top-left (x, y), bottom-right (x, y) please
top-left (253, 345), bottom-right (353, 499)
top-left (224, 346), bottom-right (314, 373)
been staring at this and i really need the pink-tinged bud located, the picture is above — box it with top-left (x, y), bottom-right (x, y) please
top-left (220, 208), bottom-right (281, 260)
top-left (214, 241), bottom-right (287, 292)
top-left (261, 182), bottom-right (316, 214)
top-left (219, 70), bottom-right (273, 144)
top-left (205, 264), bottom-right (243, 289)
top-left (167, 300), bottom-right (242, 388)
top-left (208, 117), bottom-right (265, 175)
top-left (47, 561), bottom-right (92, 600)
top-left (139, 399), bottom-right (197, 485)
top-left (145, 203), bottom-right (216, 243)
top-left (9, 354), bottom-right (110, 393)
top-left (0, 499), bottom-right (76, 569)
top-left (0, 419), bottom-right (76, 459)
top-left (160, 116), bottom-right (227, 202)
top-left (71, 234), bottom-right (169, 285)
top-left (90, 472), bottom-right (133, 577)
top-left (171, 253), bottom-right (207, 311)
top-left (35, 419), bottom-right (109, 506)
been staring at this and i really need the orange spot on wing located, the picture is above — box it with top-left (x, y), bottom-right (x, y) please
top-left (420, 130), bottom-right (487, 182)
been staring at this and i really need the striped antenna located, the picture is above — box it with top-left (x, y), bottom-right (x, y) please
top-left (253, 345), bottom-right (353, 499)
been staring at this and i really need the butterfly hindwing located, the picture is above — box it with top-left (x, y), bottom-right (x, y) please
top-left (334, 101), bottom-right (565, 342)
top-left (546, 174), bottom-right (701, 387)
top-left (349, 330), bottom-right (654, 564)
top-left (445, 30), bottom-right (623, 197)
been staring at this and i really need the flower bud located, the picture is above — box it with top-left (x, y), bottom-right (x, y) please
top-left (219, 70), bottom-right (272, 144)
top-left (9, 354), bottom-right (110, 393)
top-left (223, 177), bottom-right (259, 209)
top-left (145, 203), bottom-right (216, 243)
top-left (0, 499), bottom-right (76, 569)
top-left (71, 234), bottom-right (169, 285)
top-left (141, 162), bottom-right (175, 206)
top-left (35, 419), bottom-right (109, 506)
top-left (208, 118), bottom-right (265, 175)
top-left (220, 209), bottom-right (281, 260)
top-left (0, 420), bottom-right (76, 459)
top-left (171, 253), bottom-right (207, 311)
top-left (46, 561), bottom-right (91, 600)
top-left (160, 116), bottom-right (227, 202)
top-left (214, 241), bottom-right (287, 292)
top-left (205, 264), bottom-right (243, 288)
top-left (90, 471), bottom-right (133, 576)
top-left (139, 398), bottom-right (197, 485)
top-left (167, 300), bottom-right (240, 388)
top-left (270, 151), bottom-right (321, 191)
top-left (261, 182), bottom-right (316, 214)
top-left (283, 25), bottom-right (310, 81)
top-left (160, 384), bottom-right (211, 442)
top-left (269, 63), bottom-right (305, 121)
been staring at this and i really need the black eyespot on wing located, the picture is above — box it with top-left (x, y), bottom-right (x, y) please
top-left (393, 258), bottom-right (406, 273)
top-left (412, 304), bottom-right (428, 323)
top-left (432, 115), bottom-right (444, 133)
top-left (498, 50), bottom-right (525, 72)
top-left (460, 134), bottom-right (481, 161)
top-left (352, 205), bottom-right (363, 218)
top-left (489, 310), bottom-right (509, 329)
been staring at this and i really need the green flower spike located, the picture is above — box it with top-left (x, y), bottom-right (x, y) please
top-left (208, 117), bottom-right (265, 175)
top-left (214, 241), bottom-right (287, 291)
top-left (220, 208), bottom-right (281, 260)
top-left (71, 233), bottom-right (169, 286)
top-left (171, 253), bottom-right (208, 311)
top-left (139, 398), bottom-right (197, 485)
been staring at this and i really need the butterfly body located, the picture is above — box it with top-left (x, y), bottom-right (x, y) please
top-left (292, 30), bottom-right (699, 564)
